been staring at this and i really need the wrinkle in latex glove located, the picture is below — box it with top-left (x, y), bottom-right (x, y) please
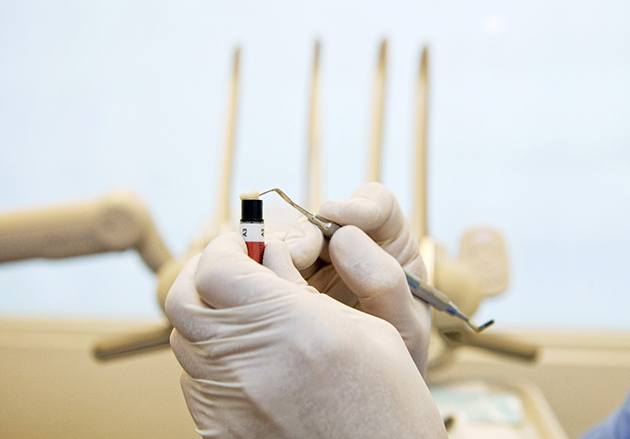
top-left (166, 232), bottom-right (446, 439)
top-left (284, 182), bottom-right (432, 373)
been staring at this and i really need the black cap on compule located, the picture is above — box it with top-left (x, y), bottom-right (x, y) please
top-left (241, 199), bottom-right (263, 222)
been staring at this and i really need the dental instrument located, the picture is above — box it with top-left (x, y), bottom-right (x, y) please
top-left (258, 187), bottom-right (494, 333)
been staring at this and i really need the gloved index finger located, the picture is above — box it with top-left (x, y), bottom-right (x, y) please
top-left (195, 232), bottom-right (304, 309)
top-left (319, 182), bottom-right (404, 242)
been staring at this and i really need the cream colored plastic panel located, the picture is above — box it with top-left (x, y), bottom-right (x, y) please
top-left (2, 319), bottom-right (630, 439)
top-left (0, 318), bottom-right (197, 439)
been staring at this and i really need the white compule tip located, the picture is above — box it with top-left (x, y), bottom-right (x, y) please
top-left (239, 191), bottom-right (260, 200)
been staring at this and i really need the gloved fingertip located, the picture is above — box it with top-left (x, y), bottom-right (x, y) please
top-left (329, 225), bottom-right (408, 301)
top-left (328, 225), bottom-right (372, 259)
top-left (265, 230), bottom-right (286, 242)
top-left (263, 239), bottom-right (307, 285)
top-left (204, 231), bottom-right (248, 255)
top-left (195, 232), bottom-right (280, 309)
top-left (284, 218), bottom-right (323, 270)
top-left (319, 198), bottom-right (385, 231)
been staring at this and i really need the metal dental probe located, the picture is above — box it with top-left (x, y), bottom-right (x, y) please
top-left (259, 187), bottom-right (494, 333)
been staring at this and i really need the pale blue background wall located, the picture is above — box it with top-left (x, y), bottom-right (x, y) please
top-left (1, 0), bottom-right (629, 328)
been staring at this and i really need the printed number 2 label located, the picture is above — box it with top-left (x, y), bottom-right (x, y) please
top-left (241, 223), bottom-right (264, 242)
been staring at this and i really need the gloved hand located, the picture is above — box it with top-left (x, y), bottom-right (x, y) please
top-left (284, 182), bottom-right (432, 373)
top-left (166, 232), bottom-right (446, 439)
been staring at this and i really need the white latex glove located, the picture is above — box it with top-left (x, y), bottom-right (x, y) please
top-left (285, 182), bottom-right (432, 373)
top-left (166, 232), bottom-right (446, 439)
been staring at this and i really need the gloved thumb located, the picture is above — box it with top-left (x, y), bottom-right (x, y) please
top-left (329, 226), bottom-right (430, 370)
top-left (263, 239), bottom-right (308, 286)
top-left (329, 226), bottom-right (413, 325)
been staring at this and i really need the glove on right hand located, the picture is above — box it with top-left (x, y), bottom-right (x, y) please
top-left (284, 183), bottom-right (432, 373)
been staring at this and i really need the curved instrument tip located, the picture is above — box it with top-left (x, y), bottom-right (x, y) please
top-left (476, 319), bottom-right (495, 332)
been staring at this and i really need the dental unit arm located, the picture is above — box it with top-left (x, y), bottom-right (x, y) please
top-left (0, 192), bottom-right (171, 271)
